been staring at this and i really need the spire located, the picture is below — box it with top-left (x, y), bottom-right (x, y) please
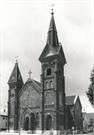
top-left (39, 10), bottom-right (66, 65)
top-left (8, 61), bottom-right (23, 84)
top-left (46, 10), bottom-right (59, 47)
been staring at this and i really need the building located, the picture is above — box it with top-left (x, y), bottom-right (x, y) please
top-left (65, 95), bottom-right (82, 130)
top-left (7, 10), bottom-right (82, 133)
top-left (0, 110), bottom-right (7, 131)
top-left (82, 112), bottom-right (94, 132)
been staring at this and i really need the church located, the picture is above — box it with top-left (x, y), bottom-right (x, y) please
top-left (7, 10), bottom-right (83, 134)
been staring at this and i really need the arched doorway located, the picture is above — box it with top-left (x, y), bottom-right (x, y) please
top-left (25, 117), bottom-right (29, 130)
top-left (30, 113), bottom-right (36, 132)
top-left (46, 115), bottom-right (52, 130)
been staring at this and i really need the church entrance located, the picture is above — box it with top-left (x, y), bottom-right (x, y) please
top-left (24, 117), bottom-right (29, 130)
top-left (46, 115), bottom-right (52, 130)
top-left (30, 113), bottom-right (36, 132)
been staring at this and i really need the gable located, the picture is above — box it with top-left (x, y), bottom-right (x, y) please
top-left (46, 49), bottom-right (54, 57)
top-left (39, 43), bottom-right (56, 61)
top-left (75, 96), bottom-right (82, 109)
top-left (66, 95), bottom-right (76, 105)
top-left (19, 83), bottom-right (41, 110)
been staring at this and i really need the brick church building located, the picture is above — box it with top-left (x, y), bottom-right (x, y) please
top-left (7, 10), bottom-right (83, 133)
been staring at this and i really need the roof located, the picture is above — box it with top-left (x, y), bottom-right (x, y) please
top-left (66, 95), bottom-right (76, 105)
top-left (26, 78), bottom-right (41, 88)
top-left (18, 78), bottom-right (41, 97)
top-left (0, 111), bottom-right (7, 116)
top-left (8, 62), bottom-right (24, 84)
top-left (87, 113), bottom-right (94, 119)
top-left (33, 79), bottom-right (41, 88)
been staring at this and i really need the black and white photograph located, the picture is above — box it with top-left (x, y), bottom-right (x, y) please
top-left (0, 0), bottom-right (94, 134)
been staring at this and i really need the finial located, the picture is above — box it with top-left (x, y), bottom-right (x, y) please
top-left (28, 70), bottom-right (32, 78)
top-left (15, 56), bottom-right (18, 63)
top-left (50, 4), bottom-right (55, 14)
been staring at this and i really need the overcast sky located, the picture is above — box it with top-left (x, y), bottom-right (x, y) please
top-left (0, 0), bottom-right (94, 113)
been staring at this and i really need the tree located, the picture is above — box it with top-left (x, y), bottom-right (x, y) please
top-left (86, 67), bottom-right (94, 108)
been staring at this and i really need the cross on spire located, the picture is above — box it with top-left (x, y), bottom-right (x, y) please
top-left (50, 4), bottom-right (55, 13)
top-left (28, 70), bottom-right (32, 78)
top-left (15, 56), bottom-right (18, 63)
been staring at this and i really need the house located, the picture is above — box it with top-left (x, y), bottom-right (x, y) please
top-left (0, 110), bottom-right (7, 130)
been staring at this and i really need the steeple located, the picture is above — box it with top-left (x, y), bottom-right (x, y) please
top-left (39, 10), bottom-right (66, 65)
top-left (46, 11), bottom-right (59, 47)
top-left (8, 61), bottom-right (23, 84)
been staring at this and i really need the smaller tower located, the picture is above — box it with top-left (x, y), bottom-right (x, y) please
top-left (7, 61), bottom-right (23, 131)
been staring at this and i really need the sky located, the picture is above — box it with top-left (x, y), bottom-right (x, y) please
top-left (0, 0), bottom-right (94, 113)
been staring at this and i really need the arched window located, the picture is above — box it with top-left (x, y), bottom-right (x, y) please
top-left (59, 92), bottom-right (62, 105)
top-left (46, 82), bottom-right (49, 89)
top-left (31, 98), bottom-right (35, 107)
top-left (47, 68), bottom-right (51, 76)
top-left (50, 81), bottom-right (53, 88)
top-left (36, 112), bottom-right (39, 126)
top-left (45, 93), bottom-right (52, 105)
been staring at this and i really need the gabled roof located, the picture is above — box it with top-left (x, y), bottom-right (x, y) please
top-left (33, 79), bottom-right (41, 88)
top-left (0, 111), bottom-right (7, 116)
top-left (39, 43), bottom-right (66, 64)
top-left (66, 95), bottom-right (82, 108)
top-left (18, 78), bottom-right (41, 97)
top-left (8, 62), bottom-right (23, 84)
top-left (25, 78), bottom-right (41, 88)
top-left (66, 95), bottom-right (76, 105)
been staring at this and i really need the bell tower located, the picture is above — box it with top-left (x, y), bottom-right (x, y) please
top-left (7, 61), bottom-right (23, 131)
top-left (39, 11), bottom-right (66, 131)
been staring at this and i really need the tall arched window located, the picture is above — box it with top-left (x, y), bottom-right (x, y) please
top-left (47, 68), bottom-right (51, 76)
top-left (45, 93), bottom-right (52, 105)
top-left (46, 82), bottom-right (49, 89)
top-left (50, 81), bottom-right (53, 88)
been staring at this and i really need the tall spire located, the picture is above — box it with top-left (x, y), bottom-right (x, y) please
top-left (39, 10), bottom-right (66, 65)
top-left (46, 11), bottom-right (59, 47)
